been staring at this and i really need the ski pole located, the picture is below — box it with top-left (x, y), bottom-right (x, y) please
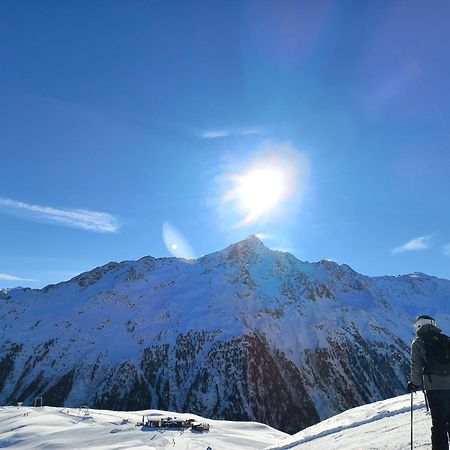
top-left (423, 390), bottom-right (429, 413)
top-left (411, 391), bottom-right (414, 450)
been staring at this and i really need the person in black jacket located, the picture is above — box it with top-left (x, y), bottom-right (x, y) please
top-left (408, 315), bottom-right (450, 450)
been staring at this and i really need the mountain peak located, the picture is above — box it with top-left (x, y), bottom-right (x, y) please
top-left (220, 235), bottom-right (268, 262)
top-left (243, 234), bottom-right (264, 245)
top-left (232, 234), bottom-right (266, 252)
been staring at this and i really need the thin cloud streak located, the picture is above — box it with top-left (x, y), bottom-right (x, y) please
top-left (0, 273), bottom-right (37, 282)
top-left (392, 235), bottom-right (432, 254)
top-left (201, 130), bottom-right (232, 138)
top-left (443, 243), bottom-right (450, 256)
top-left (0, 197), bottom-right (120, 233)
top-left (199, 127), bottom-right (263, 139)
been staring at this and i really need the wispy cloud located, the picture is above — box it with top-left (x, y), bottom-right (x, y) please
top-left (199, 127), bottom-right (263, 139)
top-left (0, 273), bottom-right (37, 282)
top-left (201, 130), bottom-right (232, 138)
top-left (392, 235), bottom-right (432, 254)
top-left (443, 243), bottom-right (450, 256)
top-left (0, 197), bottom-right (120, 233)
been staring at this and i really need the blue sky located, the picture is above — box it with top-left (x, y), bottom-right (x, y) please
top-left (1, 0), bottom-right (450, 288)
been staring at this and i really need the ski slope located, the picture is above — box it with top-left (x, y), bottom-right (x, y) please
top-left (265, 394), bottom-right (430, 449)
top-left (0, 405), bottom-right (286, 449)
top-left (0, 394), bottom-right (433, 449)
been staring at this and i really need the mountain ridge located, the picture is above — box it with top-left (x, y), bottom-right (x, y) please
top-left (3, 235), bottom-right (446, 293)
top-left (1, 235), bottom-right (449, 433)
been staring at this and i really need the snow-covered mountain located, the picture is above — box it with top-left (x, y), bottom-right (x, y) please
top-left (1, 235), bottom-right (449, 434)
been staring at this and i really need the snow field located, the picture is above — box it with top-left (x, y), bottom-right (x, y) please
top-left (0, 394), bottom-right (434, 449)
top-left (0, 406), bottom-right (287, 449)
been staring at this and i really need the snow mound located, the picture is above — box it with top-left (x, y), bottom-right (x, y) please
top-left (265, 393), bottom-right (430, 449)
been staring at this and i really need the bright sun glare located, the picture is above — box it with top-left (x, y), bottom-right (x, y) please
top-left (221, 143), bottom-right (310, 228)
top-left (238, 168), bottom-right (284, 216)
top-left (224, 164), bottom-right (289, 226)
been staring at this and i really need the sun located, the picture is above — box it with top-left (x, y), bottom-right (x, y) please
top-left (220, 142), bottom-right (310, 228)
top-left (238, 168), bottom-right (284, 213)
top-left (227, 166), bottom-right (287, 226)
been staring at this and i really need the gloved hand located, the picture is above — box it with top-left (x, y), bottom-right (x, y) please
top-left (407, 381), bottom-right (417, 393)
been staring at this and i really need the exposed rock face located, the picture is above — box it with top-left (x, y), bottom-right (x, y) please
top-left (1, 236), bottom-right (449, 433)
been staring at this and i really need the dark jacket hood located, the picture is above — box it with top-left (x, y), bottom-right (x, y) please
top-left (417, 323), bottom-right (442, 337)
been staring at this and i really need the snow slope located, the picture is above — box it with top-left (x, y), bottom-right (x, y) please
top-left (0, 405), bottom-right (286, 449)
top-left (0, 394), bottom-right (432, 449)
top-left (265, 393), bottom-right (430, 450)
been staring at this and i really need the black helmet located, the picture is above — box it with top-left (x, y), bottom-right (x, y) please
top-left (414, 315), bottom-right (436, 333)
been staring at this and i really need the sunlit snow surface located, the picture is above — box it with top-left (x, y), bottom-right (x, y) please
top-left (266, 394), bottom-right (430, 450)
top-left (0, 406), bottom-right (286, 449)
top-left (0, 394), bottom-right (432, 449)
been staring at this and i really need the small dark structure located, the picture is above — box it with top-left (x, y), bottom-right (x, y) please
top-left (191, 421), bottom-right (210, 432)
top-left (137, 415), bottom-right (209, 432)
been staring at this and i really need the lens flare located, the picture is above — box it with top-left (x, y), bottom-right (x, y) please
top-left (162, 221), bottom-right (194, 259)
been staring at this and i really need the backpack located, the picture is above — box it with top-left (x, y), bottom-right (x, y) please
top-left (422, 331), bottom-right (450, 376)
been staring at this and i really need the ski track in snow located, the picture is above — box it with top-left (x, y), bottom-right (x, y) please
top-left (0, 394), bottom-right (435, 449)
top-left (266, 394), bottom-right (431, 450)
